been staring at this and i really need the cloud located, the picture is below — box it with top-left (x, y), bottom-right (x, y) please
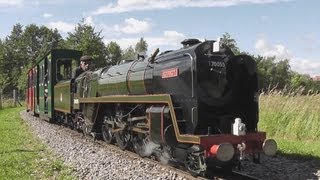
top-left (147, 30), bottom-right (185, 47)
top-left (99, 18), bottom-right (152, 38)
top-left (84, 16), bottom-right (94, 26)
top-left (255, 37), bottom-right (291, 60)
top-left (295, 34), bottom-right (319, 52)
top-left (47, 21), bottom-right (75, 33)
top-left (260, 15), bottom-right (270, 23)
top-left (290, 58), bottom-right (320, 77)
top-left (255, 36), bottom-right (320, 76)
top-left (93, 0), bottom-right (291, 15)
top-left (43, 13), bottom-right (53, 18)
top-left (103, 30), bottom-right (186, 54)
top-left (0, 0), bottom-right (23, 7)
top-left (121, 18), bottom-right (151, 34)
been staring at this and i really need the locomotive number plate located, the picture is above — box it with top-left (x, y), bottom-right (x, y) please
top-left (208, 61), bottom-right (225, 68)
top-left (162, 68), bottom-right (179, 79)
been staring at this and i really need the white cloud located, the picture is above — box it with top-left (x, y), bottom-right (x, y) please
top-left (260, 15), bottom-right (270, 23)
top-left (255, 37), bottom-right (291, 60)
top-left (84, 16), bottom-right (94, 26)
top-left (43, 13), bottom-right (53, 18)
top-left (93, 0), bottom-right (291, 15)
top-left (0, 0), bottom-right (23, 7)
top-left (121, 18), bottom-right (151, 34)
top-left (47, 21), bottom-right (75, 33)
top-left (295, 34), bottom-right (319, 52)
top-left (99, 18), bottom-right (152, 38)
top-left (291, 58), bottom-right (320, 77)
top-left (147, 30), bottom-right (185, 47)
top-left (255, 36), bottom-right (320, 76)
top-left (103, 30), bottom-right (186, 54)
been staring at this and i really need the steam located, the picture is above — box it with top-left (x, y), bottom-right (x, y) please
top-left (140, 141), bottom-right (171, 165)
top-left (158, 151), bottom-right (170, 165)
top-left (143, 141), bottom-right (159, 156)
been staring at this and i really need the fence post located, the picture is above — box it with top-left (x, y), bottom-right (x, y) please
top-left (13, 89), bottom-right (17, 107)
top-left (0, 89), bottom-right (2, 110)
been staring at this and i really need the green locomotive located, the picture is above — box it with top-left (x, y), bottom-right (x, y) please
top-left (27, 39), bottom-right (277, 176)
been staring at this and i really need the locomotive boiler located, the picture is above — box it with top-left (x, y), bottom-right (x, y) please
top-left (27, 38), bottom-right (277, 176)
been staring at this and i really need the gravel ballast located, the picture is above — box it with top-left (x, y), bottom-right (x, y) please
top-left (21, 111), bottom-right (320, 179)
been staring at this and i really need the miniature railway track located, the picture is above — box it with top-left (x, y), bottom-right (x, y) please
top-left (92, 139), bottom-right (205, 180)
top-left (90, 138), bottom-right (260, 180)
top-left (212, 170), bottom-right (259, 180)
top-left (24, 112), bottom-right (258, 180)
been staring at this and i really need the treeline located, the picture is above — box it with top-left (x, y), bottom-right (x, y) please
top-left (0, 23), bottom-right (319, 95)
top-left (221, 33), bottom-right (320, 94)
top-left (0, 22), bottom-right (147, 93)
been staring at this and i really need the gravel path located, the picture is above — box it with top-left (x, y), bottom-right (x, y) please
top-left (21, 111), bottom-right (320, 180)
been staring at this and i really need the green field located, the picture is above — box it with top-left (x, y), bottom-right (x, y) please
top-left (259, 92), bottom-right (320, 158)
top-left (0, 107), bottom-right (74, 179)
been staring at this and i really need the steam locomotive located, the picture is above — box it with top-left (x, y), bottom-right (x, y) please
top-left (26, 38), bottom-right (277, 176)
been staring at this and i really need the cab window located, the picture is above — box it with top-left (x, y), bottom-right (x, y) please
top-left (56, 58), bottom-right (78, 81)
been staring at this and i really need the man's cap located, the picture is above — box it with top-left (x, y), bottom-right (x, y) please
top-left (80, 55), bottom-right (93, 62)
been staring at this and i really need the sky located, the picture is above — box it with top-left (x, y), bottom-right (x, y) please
top-left (0, 0), bottom-right (319, 77)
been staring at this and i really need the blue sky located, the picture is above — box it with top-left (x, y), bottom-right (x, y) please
top-left (1, 0), bottom-right (319, 76)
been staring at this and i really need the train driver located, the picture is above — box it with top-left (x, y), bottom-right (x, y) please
top-left (73, 55), bottom-right (92, 79)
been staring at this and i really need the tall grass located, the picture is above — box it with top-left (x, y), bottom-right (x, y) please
top-left (259, 91), bottom-right (320, 157)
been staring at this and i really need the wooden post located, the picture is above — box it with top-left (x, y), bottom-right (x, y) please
top-left (0, 89), bottom-right (2, 110)
top-left (13, 89), bottom-right (17, 107)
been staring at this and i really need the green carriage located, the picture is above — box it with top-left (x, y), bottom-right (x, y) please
top-left (27, 49), bottom-right (82, 121)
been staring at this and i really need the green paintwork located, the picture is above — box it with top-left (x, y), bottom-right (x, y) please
top-left (54, 81), bottom-right (71, 113)
top-left (79, 94), bottom-right (201, 144)
top-left (47, 55), bottom-right (52, 117)
top-left (38, 60), bottom-right (45, 115)
top-left (35, 65), bottom-right (40, 114)
top-left (79, 94), bottom-right (169, 103)
top-left (28, 49), bottom-right (82, 117)
top-left (97, 60), bottom-right (152, 96)
top-left (127, 60), bottom-right (151, 94)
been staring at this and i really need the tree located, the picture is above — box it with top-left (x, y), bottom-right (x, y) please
top-left (66, 22), bottom-right (107, 68)
top-left (221, 32), bottom-right (240, 54)
top-left (0, 39), bottom-right (9, 92)
top-left (122, 46), bottom-right (136, 60)
top-left (290, 73), bottom-right (320, 93)
top-left (0, 23), bottom-right (64, 93)
top-left (1, 24), bottom-right (25, 92)
top-left (23, 24), bottom-right (64, 64)
top-left (273, 59), bottom-right (291, 89)
top-left (106, 41), bottom-right (122, 65)
top-left (255, 56), bottom-right (291, 90)
top-left (135, 37), bottom-right (148, 55)
top-left (19, 24), bottom-right (64, 91)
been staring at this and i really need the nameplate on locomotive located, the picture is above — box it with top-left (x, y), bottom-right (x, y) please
top-left (161, 68), bottom-right (179, 79)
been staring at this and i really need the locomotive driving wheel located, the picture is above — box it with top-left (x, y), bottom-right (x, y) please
top-left (185, 145), bottom-right (207, 177)
top-left (101, 116), bottom-right (113, 144)
top-left (115, 130), bottom-right (130, 150)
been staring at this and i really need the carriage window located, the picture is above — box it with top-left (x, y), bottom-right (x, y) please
top-left (56, 58), bottom-right (78, 81)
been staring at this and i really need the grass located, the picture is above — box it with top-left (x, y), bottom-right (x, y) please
top-left (0, 106), bottom-right (75, 179)
top-left (259, 92), bottom-right (320, 158)
top-left (0, 98), bottom-right (21, 109)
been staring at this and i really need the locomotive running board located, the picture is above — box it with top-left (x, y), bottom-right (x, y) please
top-left (78, 94), bottom-right (200, 144)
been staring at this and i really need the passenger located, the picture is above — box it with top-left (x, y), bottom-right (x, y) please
top-left (73, 55), bottom-right (92, 79)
